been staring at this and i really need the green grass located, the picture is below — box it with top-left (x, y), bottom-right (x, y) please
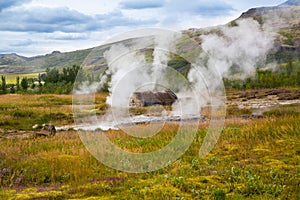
top-left (264, 106), bottom-right (300, 118)
top-left (0, 94), bottom-right (75, 130)
top-left (0, 94), bottom-right (299, 199)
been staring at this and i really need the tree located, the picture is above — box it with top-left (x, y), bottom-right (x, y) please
top-left (21, 77), bottom-right (28, 90)
top-left (16, 76), bottom-right (20, 91)
top-left (10, 84), bottom-right (15, 94)
top-left (45, 68), bottom-right (60, 83)
top-left (38, 74), bottom-right (43, 87)
top-left (1, 75), bottom-right (6, 94)
top-left (31, 82), bottom-right (36, 90)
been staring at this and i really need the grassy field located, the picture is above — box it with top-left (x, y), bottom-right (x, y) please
top-left (0, 94), bottom-right (299, 199)
top-left (0, 73), bottom-right (42, 84)
top-left (0, 94), bottom-right (74, 130)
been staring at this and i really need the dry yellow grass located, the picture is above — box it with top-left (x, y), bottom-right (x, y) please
top-left (0, 73), bottom-right (42, 84)
top-left (0, 93), bottom-right (299, 199)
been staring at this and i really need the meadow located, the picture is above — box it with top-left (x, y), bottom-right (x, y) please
top-left (0, 93), bottom-right (299, 199)
top-left (0, 73), bottom-right (42, 84)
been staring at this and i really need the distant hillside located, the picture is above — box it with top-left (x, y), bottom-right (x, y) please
top-left (0, 53), bottom-right (28, 65)
top-left (238, 1), bottom-right (300, 62)
top-left (0, 49), bottom-right (93, 74)
top-left (1, 0), bottom-right (300, 74)
top-left (184, 0), bottom-right (300, 63)
top-left (280, 0), bottom-right (300, 6)
top-left (232, 0), bottom-right (300, 29)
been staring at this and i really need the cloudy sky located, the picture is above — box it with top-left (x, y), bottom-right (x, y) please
top-left (0, 0), bottom-right (286, 56)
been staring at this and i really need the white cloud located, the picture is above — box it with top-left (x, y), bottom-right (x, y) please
top-left (46, 32), bottom-right (89, 40)
top-left (120, 0), bottom-right (165, 9)
top-left (165, 0), bottom-right (234, 16)
top-left (24, 0), bottom-right (120, 15)
top-left (0, 0), bottom-right (287, 56)
top-left (0, 0), bottom-right (32, 11)
top-left (226, 0), bottom-right (286, 10)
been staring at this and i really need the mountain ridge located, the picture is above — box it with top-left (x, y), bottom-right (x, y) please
top-left (1, 0), bottom-right (300, 74)
top-left (280, 0), bottom-right (300, 6)
top-left (237, 1), bottom-right (300, 55)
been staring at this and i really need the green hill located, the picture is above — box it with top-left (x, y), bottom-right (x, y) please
top-left (0, 0), bottom-right (300, 74)
top-left (0, 49), bottom-right (92, 74)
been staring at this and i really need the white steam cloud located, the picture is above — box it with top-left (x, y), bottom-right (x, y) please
top-left (198, 18), bottom-right (274, 79)
top-left (103, 33), bottom-right (179, 108)
top-left (72, 18), bottom-right (277, 173)
top-left (74, 18), bottom-right (274, 130)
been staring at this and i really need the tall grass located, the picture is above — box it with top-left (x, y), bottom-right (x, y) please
top-left (0, 94), bottom-right (76, 130)
top-left (1, 116), bottom-right (299, 199)
top-left (0, 94), bottom-right (299, 199)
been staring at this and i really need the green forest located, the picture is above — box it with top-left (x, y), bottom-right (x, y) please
top-left (0, 65), bottom-right (80, 95)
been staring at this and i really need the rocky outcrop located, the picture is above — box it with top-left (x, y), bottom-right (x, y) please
top-left (238, 1), bottom-right (300, 55)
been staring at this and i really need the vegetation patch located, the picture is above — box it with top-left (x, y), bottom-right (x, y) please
top-left (0, 101), bottom-right (299, 198)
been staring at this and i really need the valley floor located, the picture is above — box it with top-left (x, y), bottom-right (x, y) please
top-left (0, 90), bottom-right (299, 199)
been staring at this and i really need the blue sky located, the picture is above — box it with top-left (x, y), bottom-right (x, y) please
top-left (0, 0), bottom-right (286, 56)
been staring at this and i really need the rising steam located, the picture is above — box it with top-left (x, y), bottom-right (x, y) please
top-left (199, 18), bottom-right (274, 79)
top-left (74, 18), bottom-right (274, 130)
top-left (72, 19), bottom-right (275, 172)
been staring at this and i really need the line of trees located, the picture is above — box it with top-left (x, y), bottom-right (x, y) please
top-left (0, 60), bottom-right (299, 95)
top-left (39, 65), bottom-right (80, 94)
top-left (0, 75), bottom-right (32, 94)
top-left (224, 61), bottom-right (300, 90)
top-left (0, 65), bottom-right (80, 94)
